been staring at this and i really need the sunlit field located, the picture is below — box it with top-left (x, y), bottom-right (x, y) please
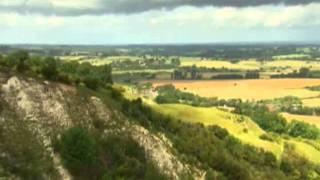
top-left (180, 58), bottom-right (320, 71)
top-left (150, 103), bottom-right (320, 163)
top-left (180, 58), bottom-right (260, 70)
top-left (302, 98), bottom-right (320, 107)
top-left (60, 56), bottom-right (320, 75)
top-left (281, 112), bottom-right (320, 128)
top-left (153, 79), bottom-right (320, 100)
top-left (150, 102), bottom-right (283, 156)
top-left (265, 60), bottom-right (320, 71)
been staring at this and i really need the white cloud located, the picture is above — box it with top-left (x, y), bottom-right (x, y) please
top-left (0, 0), bottom-right (24, 7)
top-left (50, 0), bottom-right (99, 9)
top-left (148, 4), bottom-right (320, 28)
top-left (0, 3), bottom-right (319, 44)
top-left (0, 0), bottom-right (318, 15)
top-left (1, 4), bottom-right (320, 29)
top-left (34, 16), bottom-right (65, 27)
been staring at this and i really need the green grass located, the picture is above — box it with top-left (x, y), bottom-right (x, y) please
top-left (287, 140), bottom-right (320, 164)
top-left (149, 103), bottom-right (284, 158)
top-left (147, 102), bottom-right (320, 164)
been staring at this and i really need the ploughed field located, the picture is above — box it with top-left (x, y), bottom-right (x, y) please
top-left (153, 79), bottom-right (320, 100)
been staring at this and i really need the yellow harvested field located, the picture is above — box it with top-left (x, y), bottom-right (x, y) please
top-left (59, 56), bottom-right (88, 61)
top-left (302, 98), bottom-right (320, 107)
top-left (153, 79), bottom-right (320, 100)
top-left (180, 58), bottom-right (320, 71)
top-left (281, 112), bottom-right (320, 128)
top-left (180, 59), bottom-right (259, 70)
top-left (265, 60), bottom-right (320, 71)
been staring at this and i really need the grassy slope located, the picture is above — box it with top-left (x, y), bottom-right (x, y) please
top-left (149, 102), bottom-right (320, 163)
top-left (289, 140), bottom-right (320, 164)
top-left (150, 103), bottom-right (283, 157)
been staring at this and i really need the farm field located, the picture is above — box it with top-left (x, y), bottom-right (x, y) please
top-left (180, 58), bottom-right (260, 70)
top-left (60, 55), bottom-right (138, 66)
top-left (302, 97), bottom-right (320, 107)
top-left (60, 55), bottom-right (320, 72)
top-left (281, 112), bottom-right (320, 128)
top-left (153, 79), bottom-right (320, 100)
top-left (180, 58), bottom-right (320, 71)
top-left (150, 102), bottom-right (320, 162)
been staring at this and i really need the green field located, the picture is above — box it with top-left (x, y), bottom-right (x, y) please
top-left (150, 103), bottom-right (283, 155)
top-left (148, 102), bottom-right (320, 163)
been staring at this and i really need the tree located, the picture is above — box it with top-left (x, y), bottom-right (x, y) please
top-left (60, 127), bottom-right (97, 174)
top-left (8, 50), bottom-right (30, 72)
top-left (172, 70), bottom-right (184, 80)
top-left (0, 54), bottom-right (3, 66)
top-left (171, 58), bottom-right (181, 66)
top-left (287, 121), bottom-right (319, 139)
top-left (41, 57), bottom-right (58, 80)
top-left (83, 76), bottom-right (100, 90)
top-left (100, 65), bottom-right (113, 84)
top-left (191, 65), bottom-right (198, 79)
top-left (245, 71), bottom-right (260, 79)
top-left (299, 67), bottom-right (310, 77)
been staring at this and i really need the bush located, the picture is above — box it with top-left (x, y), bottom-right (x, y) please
top-left (0, 51), bottom-right (113, 90)
top-left (41, 57), bottom-right (58, 80)
top-left (259, 134), bottom-right (275, 142)
top-left (60, 127), bottom-right (97, 175)
top-left (0, 112), bottom-right (57, 179)
top-left (83, 76), bottom-right (100, 90)
top-left (287, 121), bottom-right (319, 139)
top-left (58, 127), bottom-right (166, 179)
top-left (10, 50), bottom-right (30, 72)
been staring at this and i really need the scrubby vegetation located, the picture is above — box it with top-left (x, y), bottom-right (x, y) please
top-left (264, 96), bottom-right (320, 116)
top-left (107, 89), bottom-right (320, 179)
top-left (0, 50), bottom-right (112, 89)
top-left (0, 102), bottom-right (58, 179)
top-left (55, 127), bottom-right (166, 180)
top-left (1, 50), bottom-right (320, 179)
top-left (307, 85), bottom-right (320, 91)
top-left (235, 103), bottom-right (320, 139)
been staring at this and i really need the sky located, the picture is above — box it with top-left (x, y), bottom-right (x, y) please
top-left (0, 0), bottom-right (320, 44)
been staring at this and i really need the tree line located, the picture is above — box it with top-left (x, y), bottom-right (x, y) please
top-left (172, 65), bottom-right (260, 80)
